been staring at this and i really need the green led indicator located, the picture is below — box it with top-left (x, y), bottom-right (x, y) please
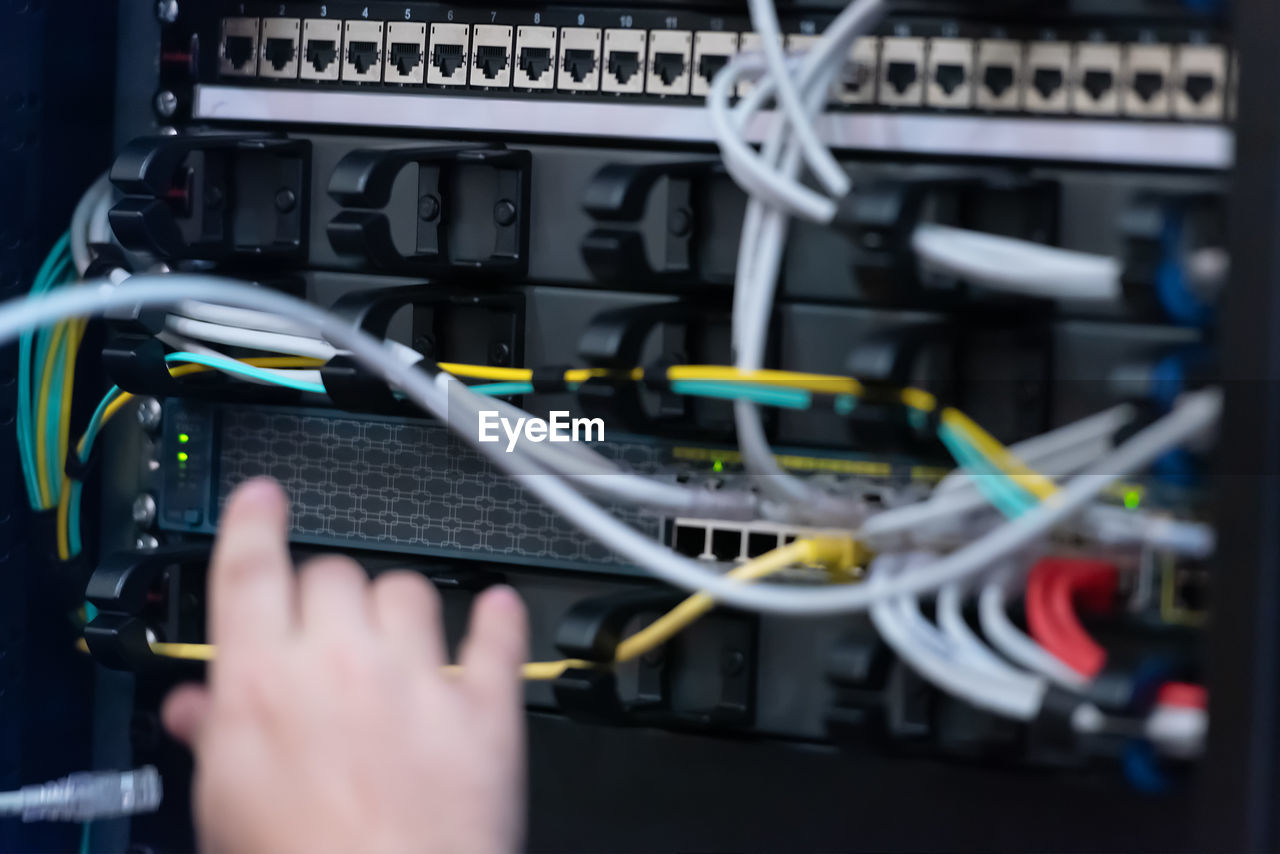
top-left (712, 459), bottom-right (724, 473)
top-left (178, 433), bottom-right (190, 444)
top-left (177, 451), bottom-right (189, 462)
top-left (1124, 489), bottom-right (1141, 511)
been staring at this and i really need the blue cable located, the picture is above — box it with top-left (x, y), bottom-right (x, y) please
top-left (42, 325), bottom-right (72, 506)
top-left (77, 386), bottom-right (121, 466)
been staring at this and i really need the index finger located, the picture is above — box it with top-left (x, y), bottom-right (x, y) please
top-left (207, 478), bottom-right (296, 658)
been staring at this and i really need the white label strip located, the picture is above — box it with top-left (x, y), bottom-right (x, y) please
top-left (193, 85), bottom-right (1233, 170)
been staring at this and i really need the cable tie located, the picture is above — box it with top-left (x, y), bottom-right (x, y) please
top-left (531, 365), bottom-right (572, 394)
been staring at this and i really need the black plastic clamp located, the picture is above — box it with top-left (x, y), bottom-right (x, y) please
top-left (327, 145), bottom-right (531, 276)
top-left (84, 545), bottom-right (212, 672)
top-left (320, 284), bottom-right (525, 415)
top-left (109, 133), bottom-right (310, 261)
top-left (580, 159), bottom-right (732, 286)
top-left (552, 587), bottom-right (757, 730)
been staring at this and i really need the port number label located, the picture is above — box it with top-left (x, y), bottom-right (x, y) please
top-left (619, 14), bottom-right (632, 27)
top-left (533, 12), bottom-right (540, 23)
top-left (893, 22), bottom-right (910, 36)
top-left (665, 15), bottom-right (678, 28)
top-left (491, 11), bottom-right (497, 21)
top-left (578, 13), bottom-right (585, 25)
top-left (800, 20), bottom-right (816, 35)
top-left (447, 9), bottom-right (454, 20)
top-left (710, 17), bottom-right (723, 30)
top-left (320, 4), bottom-right (326, 15)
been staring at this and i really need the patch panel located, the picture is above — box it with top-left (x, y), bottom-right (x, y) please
top-left (1024, 42), bottom-right (1072, 114)
top-left (219, 17), bottom-right (259, 78)
top-left (470, 24), bottom-right (513, 88)
top-left (428, 23), bottom-right (470, 86)
top-left (926, 37), bottom-right (974, 110)
top-left (834, 37), bottom-right (879, 105)
top-left (558, 27), bottom-right (602, 92)
top-left (300, 18), bottom-right (341, 81)
top-left (602, 28), bottom-right (646, 94)
top-left (1073, 42), bottom-right (1123, 116)
top-left (514, 25), bottom-right (557, 90)
top-left (975, 39), bottom-right (1023, 112)
top-left (384, 21), bottom-right (426, 85)
top-left (1124, 44), bottom-right (1174, 118)
top-left (258, 18), bottom-right (300, 80)
top-left (1172, 44), bottom-right (1226, 121)
top-left (341, 20), bottom-right (384, 83)
top-left (647, 29), bottom-right (693, 96)
top-left (879, 36), bottom-right (926, 107)
top-left (692, 31), bottom-right (738, 98)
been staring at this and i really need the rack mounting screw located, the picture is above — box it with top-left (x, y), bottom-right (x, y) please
top-left (274, 188), bottom-right (297, 213)
top-left (493, 199), bottom-right (517, 226)
top-left (419, 195), bottom-right (440, 222)
top-left (135, 397), bottom-right (162, 432)
top-left (156, 0), bottom-right (178, 23)
top-left (153, 90), bottom-right (178, 118)
top-left (132, 494), bottom-right (158, 528)
top-left (488, 342), bottom-right (511, 366)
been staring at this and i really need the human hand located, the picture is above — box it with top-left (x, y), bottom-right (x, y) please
top-left (162, 477), bottom-right (528, 854)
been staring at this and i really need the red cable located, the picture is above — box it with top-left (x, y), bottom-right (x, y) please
top-left (1025, 557), bottom-right (1118, 679)
top-left (1158, 681), bottom-right (1208, 710)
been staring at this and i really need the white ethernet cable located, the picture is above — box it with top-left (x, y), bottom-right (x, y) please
top-left (978, 569), bottom-right (1089, 690)
top-left (0, 276), bottom-right (1220, 616)
top-left (869, 553), bottom-right (1049, 720)
top-left (70, 174), bottom-right (113, 276)
top-left (0, 766), bottom-right (161, 822)
top-left (912, 224), bottom-right (1123, 303)
top-left (744, 0), bottom-right (851, 200)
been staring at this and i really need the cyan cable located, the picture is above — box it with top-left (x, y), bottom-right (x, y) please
top-left (670, 380), bottom-right (812, 409)
top-left (18, 235), bottom-right (72, 506)
top-left (938, 425), bottom-right (1037, 519)
top-left (163, 352), bottom-right (328, 394)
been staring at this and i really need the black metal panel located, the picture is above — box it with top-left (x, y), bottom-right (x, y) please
top-left (0, 0), bottom-right (118, 851)
top-left (1201, 0), bottom-right (1280, 848)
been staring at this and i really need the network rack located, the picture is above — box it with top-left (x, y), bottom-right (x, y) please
top-left (7, 0), bottom-right (1278, 850)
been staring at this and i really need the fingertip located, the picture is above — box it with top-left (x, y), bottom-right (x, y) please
top-left (462, 585), bottom-right (529, 676)
top-left (225, 477), bottom-right (289, 521)
top-left (162, 683), bottom-right (210, 748)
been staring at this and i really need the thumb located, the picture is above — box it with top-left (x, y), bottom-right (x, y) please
top-left (163, 682), bottom-right (211, 748)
